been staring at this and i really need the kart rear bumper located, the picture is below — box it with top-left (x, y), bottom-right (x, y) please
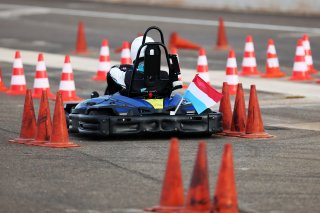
top-left (68, 112), bottom-right (222, 136)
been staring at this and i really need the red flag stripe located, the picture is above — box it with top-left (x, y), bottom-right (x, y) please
top-left (192, 75), bottom-right (223, 102)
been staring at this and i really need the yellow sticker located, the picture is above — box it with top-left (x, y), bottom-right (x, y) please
top-left (145, 99), bottom-right (164, 109)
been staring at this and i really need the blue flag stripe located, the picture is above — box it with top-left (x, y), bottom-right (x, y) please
top-left (184, 90), bottom-right (207, 114)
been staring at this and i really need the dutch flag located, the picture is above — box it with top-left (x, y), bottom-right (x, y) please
top-left (184, 74), bottom-right (223, 114)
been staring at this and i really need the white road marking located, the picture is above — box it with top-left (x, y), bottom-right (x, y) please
top-left (0, 47), bottom-right (320, 98)
top-left (0, 3), bottom-right (319, 33)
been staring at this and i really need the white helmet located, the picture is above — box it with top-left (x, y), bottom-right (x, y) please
top-left (130, 36), bottom-right (154, 62)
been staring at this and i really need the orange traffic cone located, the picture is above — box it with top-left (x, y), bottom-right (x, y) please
top-left (144, 138), bottom-right (184, 212)
top-left (0, 68), bottom-right (8, 92)
top-left (184, 142), bottom-right (211, 212)
top-left (6, 51), bottom-right (27, 95)
top-left (261, 39), bottom-right (286, 78)
top-left (225, 49), bottom-right (239, 95)
top-left (302, 34), bottom-right (318, 74)
top-left (120, 41), bottom-right (132, 64)
top-left (75, 21), bottom-right (88, 54)
top-left (28, 90), bottom-right (52, 145)
top-left (197, 48), bottom-right (210, 84)
top-left (225, 83), bottom-right (246, 137)
top-left (58, 55), bottom-right (83, 102)
top-left (218, 82), bottom-right (233, 136)
top-left (8, 89), bottom-right (37, 144)
top-left (92, 39), bottom-right (111, 81)
top-left (211, 144), bottom-right (239, 213)
top-left (215, 17), bottom-right (229, 50)
top-left (32, 53), bottom-right (55, 99)
top-left (241, 85), bottom-right (273, 139)
top-left (289, 39), bottom-right (314, 81)
top-left (39, 92), bottom-right (80, 148)
top-left (169, 32), bottom-right (201, 50)
top-left (240, 35), bottom-right (260, 76)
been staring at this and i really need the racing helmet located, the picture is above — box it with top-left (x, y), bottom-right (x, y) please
top-left (130, 36), bottom-right (154, 62)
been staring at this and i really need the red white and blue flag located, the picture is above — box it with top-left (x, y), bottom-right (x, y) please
top-left (184, 75), bottom-right (223, 114)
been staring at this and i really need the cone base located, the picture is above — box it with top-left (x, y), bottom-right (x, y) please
top-left (261, 72), bottom-right (286, 78)
top-left (8, 138), bottom-right (34, 144)
top-left (0, 85), bottom-right (8, 92)
top-left (92, 75), bottom-right (106, 81)
top-left (239, 71), bottom-right (260, 76)
top-left (29, 140), bottom-right (48, 146)
top-left (224, 130), bottom-right (245, 137)
top-left (215, 44), bottom-right (229, 50)
top-left (62, 96), bottom-right (83, 102)
top-left (6, 89), bottom-right (27, 95)
top-left (309, 69), bottom-right (318, 74)
top-left (38, 142), bottom-right (80, 148)
top-left (240, 132), bottom-right (274, 139)
top-left (144, 205), bottom-right (184, 212)
top-left (289, 75), bottom-right (314, 81)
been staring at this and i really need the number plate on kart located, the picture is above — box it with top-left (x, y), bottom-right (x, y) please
top-left (145, 99), bottom-right (164, 109)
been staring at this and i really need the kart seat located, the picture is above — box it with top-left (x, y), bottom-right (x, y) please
top-left (124, 43), bottom-right (172, 99)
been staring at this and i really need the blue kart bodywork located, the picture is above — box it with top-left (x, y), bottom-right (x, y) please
top-left (65, 93), bottom-right (222, 136)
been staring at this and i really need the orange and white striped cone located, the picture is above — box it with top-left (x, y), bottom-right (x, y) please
top-left (58, 55), bottom-right (83, 102)
top-left (92, 39), bottom-right (111, 81)
top-left (261, 39), bottom-right (286, 78)
top-left (289, 39), bottom-right (314, 81)
top-left (225, 49), bottom-right (239, 96)
top-left (32, 53), bottom-right (55, 99)
top-left (6, 51), bottom-right (27, 95)
top-left (197, 48), bottom-right (210, 84)
top-left (120, 41), bottom-right (132, 65)
top-left (0, 68), bottom-right (8, 92)
top-left (240, 35), bottom-right (260, 76)
top-left (170, 47), bottom-right (187, 89)
top-left (302, 34), bottom-right (318, 74)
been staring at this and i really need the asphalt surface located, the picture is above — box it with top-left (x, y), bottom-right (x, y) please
top-left (0, 1), bottom-right (320, 213)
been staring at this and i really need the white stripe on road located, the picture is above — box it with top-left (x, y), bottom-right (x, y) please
top-left (0, 3), bottom-right (319, 33)
top-left (0, 47), bottom-right (320, 98)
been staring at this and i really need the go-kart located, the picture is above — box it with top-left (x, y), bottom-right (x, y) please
top-left (64, 26), bottom-right (222, 137)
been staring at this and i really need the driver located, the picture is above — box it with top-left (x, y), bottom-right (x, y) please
top-left (104, 36), bottom-right (182, 95)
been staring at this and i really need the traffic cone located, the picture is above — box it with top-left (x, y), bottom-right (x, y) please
top-left (58, 55), bottom-right (83, 102)
top-left (218, 82), bottom-right (233, 136)
top-left (197, 48), bottom-right (210, 84)
top-left (215, 17), bottom-right (229, 50)
top-left (169, 32), bottom-right (201, 50)
top-left (302, 34), bottom-right (318, 74)
top-left (39, 92), bottom-right (80, 148)
top-left (289, 39), bottom-right (314, 81)
top-left (225, 49), bottom-right (239, 95)
top-left (184, 142), bottom-right (211, 212)
top-left (28, 90), bottom-right (52, 145)
top-left (120, 41), bottom-right (132, 64)
top-left (92, 39), bottom-right (111, 81)
top-left (241, 85), bottom-right (273, 139)
top-left (32, 53), bottom-right (55, 99)
top-left (240, 35), bottom-right (260, 76)
top-left (170, 47), bottom-right (187, 89)
top-left (8, 89), bottom-right (37, 144)
top-left (225, 83), bottom-right (246, 137)
top-left (144, 138), bottom-right (184, 212)
top-left (261, 39), bottom-right (286, 78)
top-left (0, 68), bottom-right (8, 92)
top-left (211, 144), bottom-right (238, 213)
top-left (75, 21), bottom-right (88, 54)
top-left (6, 51), bottom-right (27, 95)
